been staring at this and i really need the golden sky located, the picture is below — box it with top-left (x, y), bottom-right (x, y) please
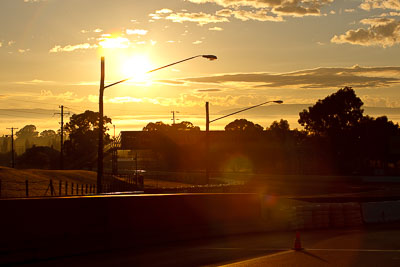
top-left (1, 0), bottom-right (400, 134)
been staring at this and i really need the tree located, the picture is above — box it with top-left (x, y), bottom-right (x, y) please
top-left (268, 119), bottom-right (290, 132)
top-left (298, 87), bottom-right (364, 136)
top-left (16, 125), bottom-right (39, 139)
top-left (143, 121), bottom-right (200, 132)
top-left (65, 110), bottom-right (111, 135)
top-left (171, 121), bottom-right (200, 131)
top-left (64, 110), bottom-right (112, 169)
top-left (224, 119), bottom-right (263, 132)
top-left (40, 130), bottom-right (56, 138)
top-left (143, 121), bottom-right (170, 132)
top-left (17, 146), bottom-right (59, 169)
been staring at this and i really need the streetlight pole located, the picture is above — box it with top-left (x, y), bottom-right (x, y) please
top-left (97, 54), bottom-right (217, 194)
top-left (205, 100), bottom-right (283, 184)
top-left (97, 57), bottom-right (105, 193)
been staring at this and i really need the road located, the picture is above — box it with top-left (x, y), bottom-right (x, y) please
top-left (12, 223), bottom-right (400, 267)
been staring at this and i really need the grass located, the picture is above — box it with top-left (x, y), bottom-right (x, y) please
top-left (0, 166), bottom-right (194, 198)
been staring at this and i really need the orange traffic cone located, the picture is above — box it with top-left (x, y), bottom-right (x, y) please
top-left (293, 231), bottom-right (303, 251)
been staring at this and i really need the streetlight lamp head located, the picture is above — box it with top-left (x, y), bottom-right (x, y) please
top-left (273, 100), bottom-right (283, 104)
top-left (202, 55), bottom-right (218, 61)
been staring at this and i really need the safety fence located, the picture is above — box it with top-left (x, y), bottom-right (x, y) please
top-left (0, 173), bottom-right (143, 198)
top-left (0, 179), bottom-right (97, 199)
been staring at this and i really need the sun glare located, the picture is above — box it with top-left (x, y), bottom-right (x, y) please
top-left (121, 55), bottom-right (153, 83)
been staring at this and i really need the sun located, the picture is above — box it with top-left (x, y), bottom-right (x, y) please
top-left (121, 55), bottom-right (153, 83)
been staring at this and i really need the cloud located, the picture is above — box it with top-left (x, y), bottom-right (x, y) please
top-left (126, 29), bottom-right (148, 35)
top-left (344, 9), bottom-right (355, 13)
top-left (98, 37), bottom-right (130, 48)
top-left (49, 43), bottom-right (98, 52)
top-left (156, 8), bottom-right (173, 14)
top-left (360, 0), bottom-right (400, 11)
top-left (182, 66), bottom-right (400, 89)
top-left (149, 1), bottom-right (328, 26)
top-left (189, 0), bottom-right (333, 17)
top-left (209, 26), bottom-right (223, 31)
top-left (165, 11), bottom-right (229, 25)
top-left (15, 79), bottom-right (54, 85)
top-left (37, 90), bottom-right (84, 102)
top-left (380, 11), bottom-right (400, 16)
top-left (197, 89), bottom-right (223, 92)
top-left (108, 97), bottom-right (143, 104)
top-left (230, 9), bottom-right (284, 21)
top-left (331, 18), bottom-right (400, 47)
top-left (24, 0), bottom-right (46, 2)
top-left (18, 49), bottom-right (30, 53)
top-left (0, 42), bottom-right (2, 48)
top-left (193, 40), bottom-right (203, 44)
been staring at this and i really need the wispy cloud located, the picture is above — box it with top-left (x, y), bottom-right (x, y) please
top-left (150, 9), bottom-right (229, 25)
top-left (24, 0), bottom-right (46, 2)
top-left (108, 96), bottom-right (143, 103)
top-left (197, 88), bottom-right (222, 92)
top-left (126, 29), bottom-right (148, 35)
top-left (166, 11), bottom-right (229, 25)
top-left (15, 79), bottom-right (54, 85)
top-left (189, 0), bottom-right (333, 17)
top-left (360, 0), bottom-right (400, 11)
top-left (224, 9), bottom-right (284, 22)
top-left (49, 43), bottom-right (98, 52)
top-left (98, 37), bottom-right (130, 48)
top-left (182, 66), bottom-right (400, 89)
top-left (18, 49), bottom-right (30, 53)
top-left (331, 18), bottom-right (400, 47)
top-left (209, 26), bottom-right (223, 31)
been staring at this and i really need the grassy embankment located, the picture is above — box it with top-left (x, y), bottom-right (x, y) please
top-left (0, 167), bottom-right (192, 198)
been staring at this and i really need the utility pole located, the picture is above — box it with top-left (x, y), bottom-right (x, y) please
top-left (171, 110), bottom-right (179, 124)
top-left (205, 102), bottom-right (209, 184)
top-left (6, 127), bottom-right (18, 168)
top-left (55, 105), bottom-right (69, 170)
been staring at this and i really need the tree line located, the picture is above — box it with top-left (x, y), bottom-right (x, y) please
top-left (1, 86), bottom-right (399, 175)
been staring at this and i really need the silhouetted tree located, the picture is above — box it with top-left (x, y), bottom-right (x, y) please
top-left (298, 87), bottom-right (364, 136)
top-left (17, 146), bottom-right (59, 169)
top-left (225, 119), bottom-right (263, 132)
top-left (16, 125), bottom-right (39, 139)
top-left (143, 121), bottom-right (200, 132)
top-left (64, 110), bottom-right (112, 169)
top-left (171, 121), bottom-right (200, 131)
top-left (143, 121), bottom-right (169, 132)
top-left (40, 130), bottom-right (56, 138)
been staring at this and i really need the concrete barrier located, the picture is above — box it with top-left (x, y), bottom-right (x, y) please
top-left (361, 201), bottom-right (400, 223)
top-left (0, 193), bottom-right (264, 264)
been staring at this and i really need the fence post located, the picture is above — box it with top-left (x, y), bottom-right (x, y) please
top-left (81, 184), bottom-right (83, 195)
top-left (59, 180), bottom-right (62, 196)
top-left (76, 184), bottom-right (79, 195)
top-left (85, 184), bottom-right (88, 194)
top-left (71, 182), bottom-right (74, 195)
top-left (65, 181), bottom-right (68, 195)
top-left (25, 180), bottom-right (29, 197)
top-left (50, 179), bottom-right (54, 196)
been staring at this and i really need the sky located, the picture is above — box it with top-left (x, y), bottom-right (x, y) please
top-left (1, 0), bottom-right (400, 135)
